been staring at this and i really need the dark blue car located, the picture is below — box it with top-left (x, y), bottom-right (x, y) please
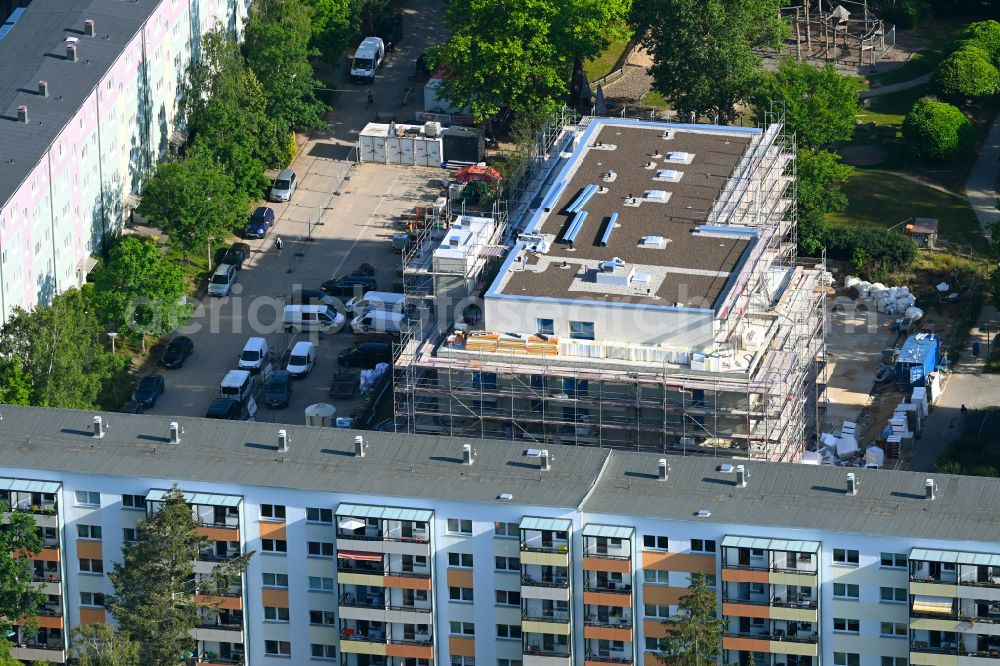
top-left (243, 207), bottom-right (275, 239)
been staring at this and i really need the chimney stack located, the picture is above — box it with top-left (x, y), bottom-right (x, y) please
top-left (658, 458), bottom-right (669, 481)
top-left (462, 443), bottom-right (474, 465)
top-left (354, 435), bottom-right (365, 458)
top-left (16, 105), bottom-right (28, 123)
top-left (736, 465), bottom-right (748, 488)
top-left (66, 43), bottom-right (78, 62)
top-left (84, 19), bottom-right (96, 37)
top-left (846, 472), bottom-right (858, 496)
top-left (92, 415), bottom-right (104, 438)
top-left (539, 449), bottom-right (550, 471)
top-left (38, 81), bottom-right (48, 97)
top-left (169, 422), bottom-right (180, 444)
top-left (925, 478), bottom-right (936, 500)
top-left (278, 429), bottom-right (288, 453)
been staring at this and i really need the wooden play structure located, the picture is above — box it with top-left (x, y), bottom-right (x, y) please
top-left (780, 0), bottom-right (895, 67)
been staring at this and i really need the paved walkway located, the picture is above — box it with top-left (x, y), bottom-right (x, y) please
top-left (964, 109), bottom-right (1000, 236)
top-left (858, 71), bottom-right (933, 98)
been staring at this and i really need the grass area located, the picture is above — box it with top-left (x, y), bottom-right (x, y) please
top-left (936, 431), bottom-right (1000, 476)
top-left (867, 19), bottom-right (964, 88)
top-left (583, 38), bottom-right (630, 81)
top-left (640, 90), bottom-right (669, 109)
top-left (856, 85), bottom-right (929, 127)
top-left (827, 170), bottom-right (989, 254)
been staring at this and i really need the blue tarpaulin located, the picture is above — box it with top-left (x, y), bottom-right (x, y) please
top-left (895, 333), bottom-right (939, 386)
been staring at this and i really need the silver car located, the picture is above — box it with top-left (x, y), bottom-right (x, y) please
top-left (208, 264), bottom-right (238, 297)
top-left (269, 169), bottom-right (297, 202)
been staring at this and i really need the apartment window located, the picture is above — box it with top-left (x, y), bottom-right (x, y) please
top-left (260, 504), bottom-right (286, 520)
top-left (77, 524), bottom-right (102, 540)
top-left (834, 654), bottom-right (860, 666)
top-left (80, 592), bottom-right (105, 607)
top-left (644, 569), bottom-right (670, 584)
top-left (494, 522), bottom-right (518, 538)
top-left (537, 318), bottom-right (554, 336)
top-left (311, 643), bottom-right (336, 660)
top-left (690, 539), bottom-right (716, 553)
top-left (644, 604), bottom-right (671, 618)
top-left (79, 558), bottom-right (104, 574)
top-left (452, 659), bottom-right (475, 666)
top-left (309, 576), bottom-right (334, 592)
top-left (495, 556), bottom-right (520, 571)
top-left (496, 624), bottom-right (521, 639)
top-left (265, 640), bottom-right (291, 656)
top-left (880, 552), bottom-right (907, 568)
top-left (447, 519), bottom-right (472, 534)
top-left (450, 621), bottom-right (474, 635)
top-left (121, 494), bottom-right (146, 510)
top-left (262, 572), bottom-right (289, 588)
top-left (495, 589), bottom-right (521, 606)
top-left (569, 320), bottom-right (595, 340)
top-left (449, 587), bottom-right (474, 602)
top-left (75, 491), bottom-right (100, 506)
top-left (309, 610), bottom-right (335, 625)
top-left (833, 618), bottom-right (860, 634)
top-left (449, 552), bottom-right (474, 567)
top-left (703, 573), bottom-right (717, 588)
top-left (497, 660), bottom-right (522, 666)
top-left (122, 528), bottom-right (137, 543)
top-left (880, 586), bottom-right (907, 603)
top-left (261, 539), bottom-right (287, 553)
top-left (880, 622), bottom-right (907, 637)
top-left (264, 606), bottom-right (290, 622)
top-left (881, 658), bottom-right (907, 666)
top-left (833, 583), bottom-right (859, 599)
top-left (306, 507), bottom-right (333, 523)
top-left (308, 541), bottom-right (334, 557)
top-left (643, 535), bottom-right (669, 550)
top-left (833, 549), bottom-right (860, 565)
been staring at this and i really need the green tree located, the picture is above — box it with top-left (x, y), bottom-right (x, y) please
top-left (752, 60), bottom-right (860, 149)
top-left (0, 288), bottom-right (121, 409)
top-left (934, 46), bottom-right (1000, 99)
top-left (138, 149), bottom-right (246, 269)
top-left (108, 486), bottom-right (252, 666)
top-left (300, 0), bottom-right (356, 64)
top-left (902, 96), bottom-right (974, 161)
top-left (69, 623), bottom-right (141, 666)
top-left (0, 357), bottom-right (31, 405)
top-left (795, 148), bottom-right (853, 254)
top-left (0, 500), bottom-right (46, 649)
top-left (656, 573), bottom-right (725, 664)
top-left (92, 236), bottom-right (191, 341)
top-left (959, 20), bottom-right (1000, 61)
top-left (633, 0), bottom-right (788, 122)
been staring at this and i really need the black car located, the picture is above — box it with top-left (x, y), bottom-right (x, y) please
top-left (265, 370), bottom-right (293, 409)
top-left (121, 400), bottom-right (144, 414)
top-left (289, 289), bottom-right (336, 306)
top-left (205, 398), bottom-right (242, 420)
top-left (159, 336), bottom-right (194, 369)
top-left (337, 342), bottom-right (392, 368)
top-left (320, 275), bottom-right (378, 299)
top-left (222, 242), bottom-right (252, 270)
top-left (132, 374), bottom-right (165, 408)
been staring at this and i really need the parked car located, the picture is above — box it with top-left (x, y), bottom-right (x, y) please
top-left (238, 337), bottom-right (271, 374)
top-left (320, 275), bottom-right (378, 299)
top-left (159, 336), bottom-right (194, 369)
top-left (265, 370), bottom-right (293, 408)
top-left (222, 242), bottom-right (252, 269)
top-left (350, 36), bottom-right (385, 83)
top-left (269, 169), bottom-right (297, 202)
top-left (337, 342), bottom-right (392, 368)
top-left (132, 374), bottom-right (165, 408)
top-left (287, 340), bottom-right (316, 378)
top-left (205, 398), bottom-right (242, 420)
top-left (243, 207), bottom-right (275, 239)
top-left (208, 264), bottom-right (238, 297)
top-left (121, 400), bottom-right (144, 414)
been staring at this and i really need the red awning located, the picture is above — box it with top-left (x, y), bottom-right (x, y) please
top-left (337, 550), bottom-right (383, 562)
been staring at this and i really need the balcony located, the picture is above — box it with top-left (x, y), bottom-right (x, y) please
top-left (10, 643), bottom-right (65, 663)
top-left (584, 655), bottom-right (633, 665)
top-left (522, 576), bottom-right (571, 602)
top-left (194, 622), bottom-right (244, 643)
top-left (584, 582), bottom-right (632, 595)
top-left (197, 658), bottom-right (244, 666)
top-left (522, 647), bottom-right (572, 666)
top-left (340, 631), bottom-right (388, 656)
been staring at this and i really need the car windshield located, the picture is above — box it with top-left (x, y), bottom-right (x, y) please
top-left (274, 179), bottom-right (290, 189)
top-left (354, 57), bottom-right (374, 70)
top-left (290, 355), bottom-right (309, 366)
top-left (166, 342), bottom-right (182, 354)
top-left (137, 378), bottom-right (156, 391)
top-left (210, 273), bottom-right (230, 284)
top-left (240, 350), bottom-right (260, 361)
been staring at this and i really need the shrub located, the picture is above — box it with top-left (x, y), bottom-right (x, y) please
top-left (902, 97), bottom-right (974, 161)
top-left (880, 0), bottom-right (931, 29)
top-left (959, 20), bottom-right (1000, 60)
top-left (934, 47), bottom-right (1000, 99)
top-left (820, 225), bottom-right (918, 271)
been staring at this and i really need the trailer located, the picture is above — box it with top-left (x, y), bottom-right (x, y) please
top-left (895, 333), bottom-right (940, 387)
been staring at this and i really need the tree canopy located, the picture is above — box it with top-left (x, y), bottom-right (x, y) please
top-left (902, 96), bottom-right (974, 161)
top-left (656, 572), bottom-right (725, 664)
top-left (69, 623), bottom-right (141, 666)
top-left (634, 0), bottom-right (788, 122)
top-left (934, 46), bottom-right (1000, 100)
top-left (796, 148), bottom-right (854, 255)
top-left (0, 501), bottom-right (46, 643)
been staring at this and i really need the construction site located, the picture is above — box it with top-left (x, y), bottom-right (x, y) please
top-left (393, 112), bottom-right (828, 462)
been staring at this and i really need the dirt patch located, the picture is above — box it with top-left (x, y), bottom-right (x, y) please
top-left (839, 144), bottom-right (887, 167)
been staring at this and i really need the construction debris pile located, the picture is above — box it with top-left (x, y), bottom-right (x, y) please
top-left (844, 275), bottom-right (922, 319)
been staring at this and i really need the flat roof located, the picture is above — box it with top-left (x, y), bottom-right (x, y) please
top-left (492, 121), bottom-right (757, 309)
top-left (0, 405), bottom-right (998, 543)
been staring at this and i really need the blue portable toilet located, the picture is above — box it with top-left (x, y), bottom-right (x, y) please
top-left (895, 334), bottom-right (940, 387)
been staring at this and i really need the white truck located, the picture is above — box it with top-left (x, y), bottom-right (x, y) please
top-left (351, 37), bottom-right (385, 83)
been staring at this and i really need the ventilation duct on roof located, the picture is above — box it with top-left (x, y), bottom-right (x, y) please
top-left (598, 213), bottom-right (619, 247)
top-left (16, 105), bottom-right (27, 123)
top-left (169, 422), bottom-right (180, 444)
top-left (658, 458), bottom-right (669, 481)
top-left (354, 435), bottom-right (366, 457)
top-left (66, 43), bottom-right (78, 61)
top-left (38, 81), bottom-right (48, 97)
top-left (84, 19), bottom-right (95, 37)
top-left (462, 443), bottom-right (474, 465)
top-left (92, 415), bottom-right (104, 438)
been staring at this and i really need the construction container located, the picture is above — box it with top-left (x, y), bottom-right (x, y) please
top-left (895, 333), bottom-right (940, 387)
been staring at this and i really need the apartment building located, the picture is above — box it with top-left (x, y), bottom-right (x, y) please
top-left (0, 0), bottom-right (246, 321)
top-left (0, 405), bottom-right (998, 665)
top-left (395, 116), bottom-right (826, 462)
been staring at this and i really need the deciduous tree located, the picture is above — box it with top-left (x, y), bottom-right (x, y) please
top-left (656, 573), bottom-right (725, 664)
top-left (902, 96), bottom-right (974, 161)
top-left (0, 501), bottom-right (46, 649)
top-left (934, 46), bottom-right (1000, 100)
top-left (69, 623), bottom-right (141, 666)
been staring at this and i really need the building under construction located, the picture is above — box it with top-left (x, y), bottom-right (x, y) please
top-left (394, 115), bottom-right (827, 462)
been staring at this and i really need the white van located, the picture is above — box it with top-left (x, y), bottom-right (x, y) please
top-left (283, 304), bottom-right (345, 333)
top-left (345, 291), bottom-right (406, 315)
top-left (351, 36), bottom-right (385, 83)
top-left (350, 309), bottom-right (410, 335)
top-left (286, 341), bottom-right (316, 378)
top-left (220, 369), bottom-right (256, 404)
top-left (238, 337), bottom-right (271, 373)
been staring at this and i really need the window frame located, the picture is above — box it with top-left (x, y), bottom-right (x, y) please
top-left (569, 320), bottom-right (595, 340)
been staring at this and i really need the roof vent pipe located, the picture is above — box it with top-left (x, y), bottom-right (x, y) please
top-left (16, 106), bottom-right (28, 123)
top-left (846, 472), bottom-right (858, 496)
top-left (92, 415), bottom-right (104, 438)
top-left (462, 443), bottom-right (474, 465)
top-left (66, 43), bottom-right (78, 61)
top-left (38, 81), bottom-right (48, 97)
top-left (84, 19), bottom-right (95, 37)
top-left (278, 429), bottom-right (288, 453)
top-left (925, 478), bottom-right (936, 500)
top-left (354, 435), bottom-right (366, 458)
top-left (539, 449), bottom-right (551, 471)
top-left (736, 464), bottom-right (747, 488)
top-left (658, 458), bottom-right (669, 481)
top-left (169, 422), bottom-right (180, 444)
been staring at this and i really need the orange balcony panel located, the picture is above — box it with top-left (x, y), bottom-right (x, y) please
top-left (386, 643), bottom-right (433, 659)
top-left (196, 594), bottom-right (243, 610)
top-left (723, 602), bottom-right (770, 619)
top-left (642, 586), bottom-right (686, 606)
top-left (584, 591), bottom-right (632, 607)
top-left (19, 547), bottom-right (60, 562)
top-left (76, 540), bottom-right (102, 560)
top-left (584, 625), bottom-right (633, 642)
top-left (723, 636), bottom-right (771, 653)
top-left (384, 575), bottom-right (432, 591)
top-left (36, 615), bottom-right (63, 629)
top-left (257, 521), bottom-right (285, 539)
top-left (447, 568), bottom-right (473, 588)
top-left (721, 569), bottom-right (769, 584)
top-left (197, 526), bottom-right (240, 542)
top-left (79, 608), bottom-right (105, 625)
top-left (641, 552), bottom-right (714, 573)
top-left (644, 653), bottom-right (664, 666)
top-left (261, 588), bottom-right (288, 607)
top-left (583, 557), bottom-right (631, 574)
top-left (449, 636), bottom-right (475, 657)
top-left (644, 619), bottom-right (668, 639)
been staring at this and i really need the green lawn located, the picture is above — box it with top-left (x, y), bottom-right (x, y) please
top-left (827, 169), bottom-right (989, 254)
top-left (856, 84), bottom-right (929, 127)
top-left (640, 90), bottom-right (669, 109)
top-left (583, 38), bottom-right (630, 81)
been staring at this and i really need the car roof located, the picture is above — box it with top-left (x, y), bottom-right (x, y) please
top-left (138, 374), bottom-right (162, 383)
top-left (215, 263), bottom-right (235, 274)
top-left (286, 303), bottom-right (333, 313)
top-left (277, 169), bottom-right (295, 179)
top-left (291, 340), bottom-right (314, 354)
top-left (229, 242), bottom-right (251, 250)
top-left (251, 207), bottom-right (272, 218)
top-left (242, 337), bottom-right (267, 350)
top-left (358, 342), bottom-right (390, 350)
top-left (270, 370), bottom-right (291, 381)
top-left (221, 369), bottom-right (251, 386)
top-left (166, 336), bottom-right (190, 346)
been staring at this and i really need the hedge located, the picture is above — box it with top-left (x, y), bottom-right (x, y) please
top-left (902, 97), bottom-right (974, 161)
top-left (820, 225), bottom-right (918, 267)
